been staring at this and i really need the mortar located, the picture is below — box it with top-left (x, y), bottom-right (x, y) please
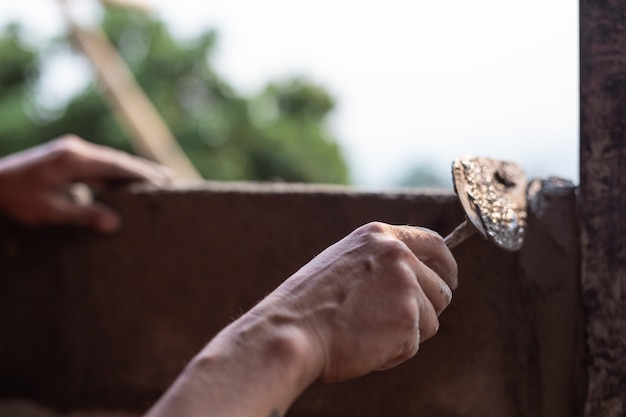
top-left (444, 156), bottom-right (528, 251)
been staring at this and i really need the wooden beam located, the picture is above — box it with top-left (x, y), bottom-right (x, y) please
top-left (57, 1), bottom-right (201, 180)
top-left (580, 0), bottom-right (626, 415)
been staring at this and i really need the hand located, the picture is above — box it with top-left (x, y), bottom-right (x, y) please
top-left (0, 135), bottom-right (170, 233)
top-left (255, 222), bottom-right (458, 383)
top-left (146, 222), bottom-right (457, 417)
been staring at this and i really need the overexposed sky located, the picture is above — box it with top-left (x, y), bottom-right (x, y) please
top-left (0, 0), bottom-right (579, 187)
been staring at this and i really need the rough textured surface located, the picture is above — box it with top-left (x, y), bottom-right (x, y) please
top-left (580, 0), bottom-right (626, 415)
top-left (451, 156), bottom-right (527, 251)
top-left (0, 182), bottom-right (583, 416)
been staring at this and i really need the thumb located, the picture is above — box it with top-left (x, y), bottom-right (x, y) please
top-left (51, 200), bottom-right (122, 233)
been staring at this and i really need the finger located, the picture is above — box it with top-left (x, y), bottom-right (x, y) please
top-left (413, 260), bottom-right (453, 316)
top-left (377, 284), bottom-right (440, 372)
top-left (375, 297), bottom-right (421, 372)
top-left (51, 137), bottom-right (172, 184)
top-left (393, 226), bottom-right (458, 290)
top-left (416, 285), bottom-right (440, 343)
top-left (48, 198), bottom-right (122, 233)
top-left (376, 339), bottom-right (419, 371)
top-left (77, 144), bottom-right (172, 184)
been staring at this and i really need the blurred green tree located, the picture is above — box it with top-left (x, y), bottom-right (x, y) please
top-left (397, 164), bottom-right (448, 188)
top-left (0, 9), bottom-right (349, 184)
top-left (0, 23), bottom-right (45, 154)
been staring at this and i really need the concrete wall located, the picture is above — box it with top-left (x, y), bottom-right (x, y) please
top-left (0, 180), bottom-right (585, 417)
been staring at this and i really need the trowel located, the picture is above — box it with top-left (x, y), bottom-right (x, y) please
top-left (443, 156), bottom-right (528, 251)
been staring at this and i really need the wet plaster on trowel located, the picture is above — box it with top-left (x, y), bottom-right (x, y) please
top-left (452, 156), bottom-right (527, 251)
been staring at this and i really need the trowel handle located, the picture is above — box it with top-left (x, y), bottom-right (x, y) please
top-left (444, 220), bottom-right (477, 249)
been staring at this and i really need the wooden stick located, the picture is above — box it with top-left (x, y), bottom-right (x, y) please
top-left (57, 0), bottom-right (201, 179)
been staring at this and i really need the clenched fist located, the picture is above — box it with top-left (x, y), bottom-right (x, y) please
top-left (256, 221), bottom-right (458, 382)
top-left (148, 222), bottom-right (457, 417)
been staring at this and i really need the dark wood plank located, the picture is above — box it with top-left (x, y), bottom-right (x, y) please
top-left (580, 0), bottom-right (626, 415)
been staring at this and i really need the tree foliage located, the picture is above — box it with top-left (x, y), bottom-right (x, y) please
top-left (397, 164), bottom-right (448, 188)
top-left (0, 24), bottom-right (43, 155)
top-left (0, 10), bottom-right (349, 184)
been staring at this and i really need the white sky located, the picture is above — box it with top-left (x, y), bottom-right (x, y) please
top-left (0, 0), bottom-right (579, 188)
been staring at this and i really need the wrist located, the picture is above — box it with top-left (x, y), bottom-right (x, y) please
top-left (183, 305), bottom-right (322, 415)
top-left (219, 306), bottom-right (322, 385)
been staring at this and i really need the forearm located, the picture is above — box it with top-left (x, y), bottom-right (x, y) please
top-left (145, 303), bottom-right (321, 417)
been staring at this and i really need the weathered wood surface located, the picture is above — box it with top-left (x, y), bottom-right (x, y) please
top-left (0, 183), bottom-right (584, 416)
top-left (580, 0), bottom-right (626, 415)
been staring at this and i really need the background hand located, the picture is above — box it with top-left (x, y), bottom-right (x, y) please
top-left (0, 135), bottom-right (170, 233)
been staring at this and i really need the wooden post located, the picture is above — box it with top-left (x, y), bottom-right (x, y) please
top-left (580, 0), bottom-right (626, 415)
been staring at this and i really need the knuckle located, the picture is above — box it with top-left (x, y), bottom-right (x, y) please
top-left (402, 338), bottom-right (420, 360)
top-left (420, 229), bottom-right (445, 247)
top-left (393, 266), bottom-right (419, 293)
top-left (394, 300), bottom-right (419, 331)
top-left (52, 134), bottom-right (85, 151)
top-left (406, 338), bottom-right (420, 359)
top-left (438, 258), bottom-right (459, 291)
top-left (420, 318), bottom-right (440, 341)
top-left (379, 239), bottom-right (413, 265)
top-left (439, 283), bottom-right (453, 309)
top-left (448, 260), bottom-right (459, 289)
top-left (430, 319), bottom-right (440, 337)
top-left (356, 221), bottom-right (388, 237)
top-left (47, 138), bottom-right (85, 167)
top-left (354, 223), bottom-right (409, 257)
top-left (393, 344), bottom-right (418, 368)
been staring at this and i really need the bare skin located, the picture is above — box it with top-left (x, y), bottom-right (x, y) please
top-left (0, 135), bottom-right (169, 233)
top-left (0, 137), bottom-right (458, 417)
top-left (146, 222), bottom-right (457, 417)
